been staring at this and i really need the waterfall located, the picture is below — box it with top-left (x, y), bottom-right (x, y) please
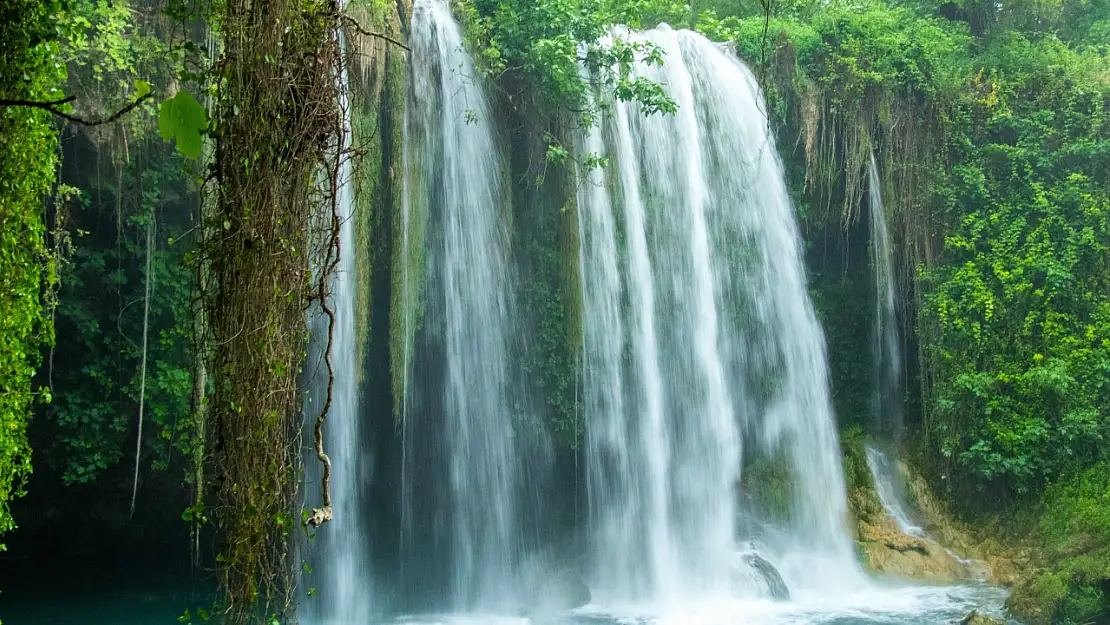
top-left (864, 446), bottom-right (924, 537)
top-left (868, 150), bottom-right (903, 441)
top-left (578, 26), bottom-right (861, 604)
top-left (405, 0), bottom-right (521, 610)
top-left (303, 24), bottom-right (374, 623)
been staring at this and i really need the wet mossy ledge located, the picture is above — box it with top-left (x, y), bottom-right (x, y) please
top-left (346, 0), bottom-right (412, 413)
top-left (839, 432), bottom-right (1106, 623)
top-left (841, 432), bottom-right (999, 586)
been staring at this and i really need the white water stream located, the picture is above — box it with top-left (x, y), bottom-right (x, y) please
top-left (302, 20), bottom-right (375, 624)
top-left (868, 151), bottom-right (904, 440)
top-left (864, 445), bottom-right (925, 538)
top-left (406, 0), bottom-right (521, 611)
top-left (578, 25), bottom-right (860, 604)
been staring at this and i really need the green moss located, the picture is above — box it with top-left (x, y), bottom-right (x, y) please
top-left (508, 126), bottom-right (583, 449)
top-left (350, 70), bottom-right (381, 385)
top-left (1002, 467), bottom-right (1110, 622)
top-left (348, 0), bottom-right (414, 419)
top-left (1006, 571), bottom-right (1067, 625)
top-left (1059, 585), bottom-right (1104, 624)
top-left (840, 427), bottom-right (874, 494)
top-left (385, 49), bottom-right (424, 423)
top-left (742, 450), bottom-right (797, 522)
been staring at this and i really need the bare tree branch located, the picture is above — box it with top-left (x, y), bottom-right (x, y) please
top-left (0, 93), bottom-right (153, 126)
top-left (341, 14), bottom-right (411, 51)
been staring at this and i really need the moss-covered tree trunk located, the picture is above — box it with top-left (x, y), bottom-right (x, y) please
top-left (206, 0), bottom-right (342, 620)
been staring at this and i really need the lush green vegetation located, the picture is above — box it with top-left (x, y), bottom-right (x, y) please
top-left (0, 0), bottom-right (67, 554)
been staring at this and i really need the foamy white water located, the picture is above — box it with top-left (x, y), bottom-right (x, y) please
top-left (362, 582), bottom-right (1008, 625)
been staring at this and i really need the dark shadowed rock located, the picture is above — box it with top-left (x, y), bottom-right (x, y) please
top-left (742, 552), bottom-right (790, 600)
top-left (959, 608), bottom-right (1005, 624)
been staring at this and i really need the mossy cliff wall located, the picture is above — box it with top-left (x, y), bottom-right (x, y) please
top-left (345, 0), bottom-right (412, 575)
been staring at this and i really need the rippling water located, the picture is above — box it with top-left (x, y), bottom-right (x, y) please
top-left (377, 583), bottom-right (1009, 625)
top-left (0, 576), bottom-right (1009, 624)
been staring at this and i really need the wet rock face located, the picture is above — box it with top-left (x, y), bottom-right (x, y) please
top-left (846, 444), bottom-right (1017, 587)
top-left (856, 515), bottom-right (992, 583)
top-left (959, 608), bottom-right (1006, 625)
top-left (741, 552), bottom-right (790, 601)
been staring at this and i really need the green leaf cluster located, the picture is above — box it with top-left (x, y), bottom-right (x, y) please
top-left (454, 0), bottom-right (690, 126)
top-left (0, 0), bottom-right (68, 553)
top-left (158, 91), bottom-right (208, 159)
top-left (921, 34), bottom-right (1110, 499)
top-left (48, 150), bottom-right (198, 484)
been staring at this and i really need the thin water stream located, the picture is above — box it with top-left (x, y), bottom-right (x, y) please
top-left (865, 445), bottom-right (925, 538)
top-left (868, 151), bottom-right (903, 441)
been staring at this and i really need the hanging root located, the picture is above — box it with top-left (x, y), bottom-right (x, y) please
top-left (305, 65), bottom-right (348, 530)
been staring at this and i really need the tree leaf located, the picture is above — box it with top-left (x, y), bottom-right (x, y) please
top-left (134, 80), bottom-right (151, 98)
top-left (158, 91), bottom-right (207, 159)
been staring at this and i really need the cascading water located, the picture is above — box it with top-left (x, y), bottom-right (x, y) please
top-left (869, 150), bottom-right (904, 441)
top-left (578, 25), bottom-right (862, 605)
top-left (302, 24), bottom-right (374, 625)
top-left (864, 445), bottom-right (924, 537)
top-left (405, 0), bottom-right (521, 610)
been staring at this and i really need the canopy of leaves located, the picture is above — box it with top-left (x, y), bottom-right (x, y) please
top-left (922, 37), bottom-right (1110, 499)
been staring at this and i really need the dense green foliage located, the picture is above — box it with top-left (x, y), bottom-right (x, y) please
top-left (923, 40), bottom-right (1109, 500)
top-left (0, 0), bottom-right (67, 552)
top-left (40, 0), bottom-right (199, 488)
top-left (1025, 465), bottom-right (1110, 621)
top-left (48, 145), bottom-right (196, 485)
top-left (0, 3), bottom-right (200, 586)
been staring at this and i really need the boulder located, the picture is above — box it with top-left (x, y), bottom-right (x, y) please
top-left (857, 519), bottom-right (977, 583)
top-left (741, 552), bottom-right (790, 600)
top-left (959, 608), bottom-right (1006, 625)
